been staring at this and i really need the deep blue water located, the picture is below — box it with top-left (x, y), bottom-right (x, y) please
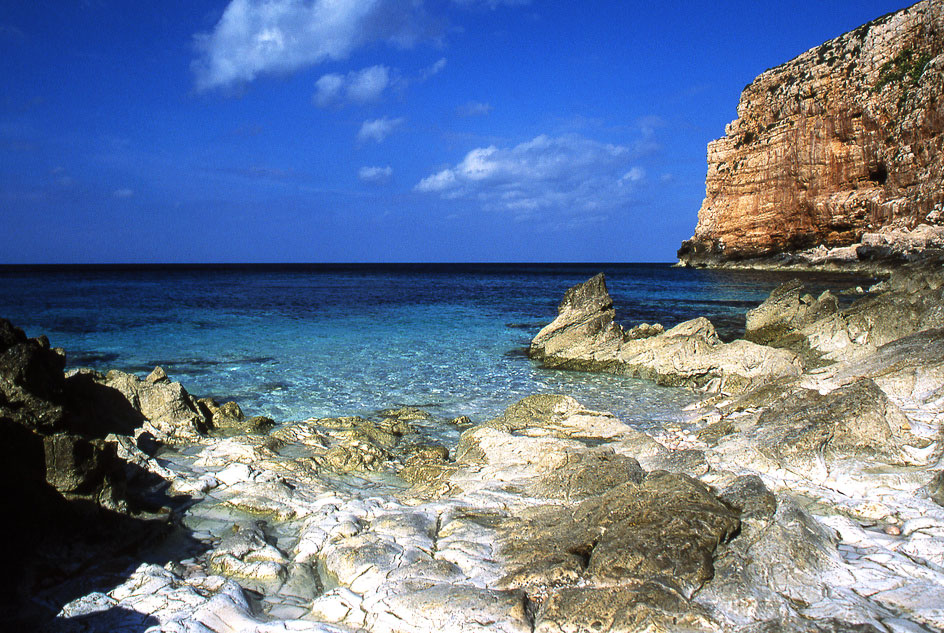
top-left (0, 264), bottom-right (873, 431)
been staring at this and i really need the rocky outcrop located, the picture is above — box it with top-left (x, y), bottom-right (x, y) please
top-left (679, 0), bottom-right (944, 268)
top-left (56, 383), bottom-right (944, 633)
top-left (28, 263), bottom-right (944, 632)
top-left (0, 319), bottom-right (172, 626)
top-left (0, 318), bottom-right (276, 628)
top-left (529, 274), bottom-right (801, 393)
top-left (745, 263), bottom-right (944, 363)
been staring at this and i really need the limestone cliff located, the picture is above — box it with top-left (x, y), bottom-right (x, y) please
top-left (679, 0), bottom-right (944, 267)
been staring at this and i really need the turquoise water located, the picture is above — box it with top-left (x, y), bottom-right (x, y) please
top-left (0, 264), bottom-right (872, 430)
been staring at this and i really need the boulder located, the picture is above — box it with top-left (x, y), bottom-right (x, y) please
top-left (617, 318), bottom-right (801, 392)
top-left (497, 471), bottom-right (740, 598)
top-left (746, 268), bottom-right (944, 364)
top-left (745, 280), bottom-right (840, 355)
top-left (529, 276), bottom-right (801, 393)
top-left (751, 379), bottom-right (916, 473)
top-left (0, 321), bottom-right (68, 432)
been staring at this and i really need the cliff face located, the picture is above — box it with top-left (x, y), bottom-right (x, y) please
top-left (679, 0), bottom-right (944, 267)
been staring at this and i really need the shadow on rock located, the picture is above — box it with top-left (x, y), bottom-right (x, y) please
top-left (0, 452), bottom-right (210, 632)
top-left (0, 317), bottom-right (211, 632)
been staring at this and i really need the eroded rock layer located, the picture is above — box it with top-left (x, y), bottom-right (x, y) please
top-left (679, 0), bottom-right (944, 267)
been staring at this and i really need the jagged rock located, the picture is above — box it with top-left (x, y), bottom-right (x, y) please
top-left (746, 268), bottom-right (944, 363)
top-left (625, 322), bottom-right (664, 340)
top-left (679, 1), bottom-right (944, 267)
top-left (745, 280), bottom-right (840, 351)
top-left (449, 415), bottom-right (473, 428)
top-left (529, 273), bottom-right (624, 368)
top-left (617, 317), bottom-right (801, 392)
top-left (700, 497), bottom-right (856, 621)
top-left (198, 397), bottom-right (274, 435)
top-left (103, 369), bottom-right (209, 443)
top-left (530, 276), bottom-right (801, 393)
top-left (145, 366), bottom-right (169, 384)
top-left (0, 321), bottom-right (68, 432)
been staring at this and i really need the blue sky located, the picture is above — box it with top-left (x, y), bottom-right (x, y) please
top-left (0, 1), bottom-right (911, 263)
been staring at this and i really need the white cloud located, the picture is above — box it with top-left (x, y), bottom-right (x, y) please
top-left (358, 165), bottom-right (394, 184)
top-left (347, 65), bottom-right (391, 102)
top-left (415, 134), bottom-right (646, 217)
top-left (192, 0), bottom-right (435, 91)
top-left (457, 101), bottom-right (492, 116)
top-left (357, 116), bottom-right (404, 143)
top-left (313, 73), bottom-right (345, 106)
top-left (113, 188), bottom-right (134, 199)
top-left (620, 167), bottom-right (645, 184)
top-left (419, 57), bottom-right (447, 80)
top-left (314, 65), bottom-right (392, 107)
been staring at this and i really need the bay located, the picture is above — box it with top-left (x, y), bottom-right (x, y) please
top-left (0, 263), bottom-right (872, 432)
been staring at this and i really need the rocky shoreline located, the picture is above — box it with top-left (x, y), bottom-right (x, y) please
top-left (4, 262), bottom-right (944, 632)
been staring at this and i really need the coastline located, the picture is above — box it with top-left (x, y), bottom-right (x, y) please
top-left (4, 260), bottom-right (944, 632)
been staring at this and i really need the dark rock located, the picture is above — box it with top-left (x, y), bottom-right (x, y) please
top-left (0, 318), bottom-right (27, 354)
top-left (498, 471), bottom-right (740, 598)
top-left (752, 379), bottom-right (914, 471)
top-left (535, 582), bottom-right (720, 633)
top-left (42, 434), bottom-right (113, 495)
top-left (63, 369), bottom-right (145, 437)
top-left (0, 333), bottom-right (69, 432)
top-left (926, 470), bottom-right (944, 507)
top-left (528, 449), bottom-right (645, 501)
top-left (719, 475), bottom-right (778, 520)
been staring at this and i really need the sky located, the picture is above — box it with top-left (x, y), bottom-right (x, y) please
top-left (0, 0), bottom-right (915, 263)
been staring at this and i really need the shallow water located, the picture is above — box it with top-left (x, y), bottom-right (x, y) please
top-left (0, 263), bottom-right (873, 431)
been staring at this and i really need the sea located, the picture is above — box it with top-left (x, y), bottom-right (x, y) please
top-left (0, 263), bottom-right (873, 434)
